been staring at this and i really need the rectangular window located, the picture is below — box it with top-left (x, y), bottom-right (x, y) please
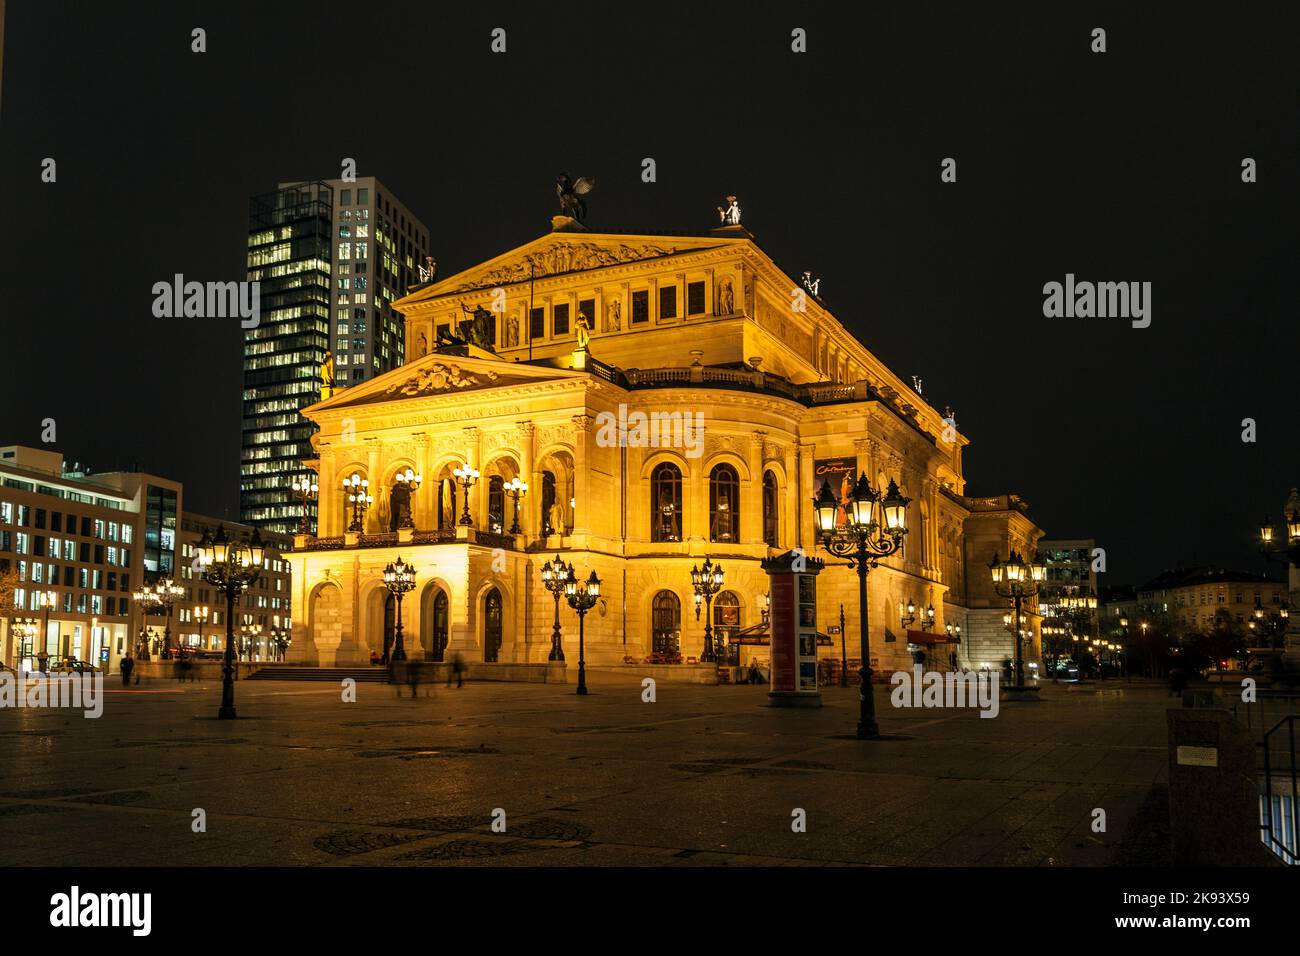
top-left (529, 307), bottom-right (545, 339)
top-left (340, 189), bottom-right (351, 205)
top-left (553, 303), bottom-right (570, 336)
top-left (631, 290), bottom-right (649, 324)
top-left (659, 286), bottom-right (677, 320)
top-left (687, 281), bottom-right (706, 315)
top-left (578, 298), bottom-right (596, 329)
top-left (357, 188), bottom-right (369, 204)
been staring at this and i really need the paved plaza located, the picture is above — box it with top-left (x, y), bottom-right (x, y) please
top-left (0, 674), bottom-right (1175, 867)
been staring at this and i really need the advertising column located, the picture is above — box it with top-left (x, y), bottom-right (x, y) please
top-left (763, 550), bottom-right (824, 708)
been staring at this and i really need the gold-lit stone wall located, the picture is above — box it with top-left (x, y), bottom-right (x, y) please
top-left (285, 227), bottom-right (1038, 675)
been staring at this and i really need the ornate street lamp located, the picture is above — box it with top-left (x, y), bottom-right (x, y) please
top-left (382, 556), bottom-right (417, 663)
top-left (564, 567), bottom-right (600, 695)
top-left (900, 598), bottom-right (918, 629)
top-left (343, 473), bottom-right (372, 533)
top-left (453, 464), bottom-right (480, 526)
top-left (133, 579), bottom-right (184, 660)
top-left (292, 474), bottom-right (320, 534)
top-left (13, 616), bottom-right (37, 668)
top-left (35, 590), bottom-right (55, 667)
top-left (195, 604), bottom-right (210, 652)
top-left (689, 558), bottom-right (725, 663)
top-left (505, 477), bottom-right (528, 534)
top-left (1258, 502), bottom-right (1300, 567)
top-left (198, 524), bottom-right (268, 720)
top-left (540, 554), bottom-right (569, 661)
top-left (394, 468), bottom-right (422, 529)
top-left (989, 549), bottom-right (1045, 689)
top-left (813, 473), bottom-right (910, 739)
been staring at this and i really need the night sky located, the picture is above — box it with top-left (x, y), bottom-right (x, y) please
top-left (2, 1), bottom-right (1296, 585)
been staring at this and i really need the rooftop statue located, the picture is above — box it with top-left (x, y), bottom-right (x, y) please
top-left (717, 195), bottom-right (742, 226)
top-left (556, 172), bottom-right (595, 223)
top-left (458, 303), bottom-right (496, 351)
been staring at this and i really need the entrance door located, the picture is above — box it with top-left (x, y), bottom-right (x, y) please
top-left (432, 589), bottom-right (449, 662)
top-left (652, 590), bottom-right (681, 659)
top-left (484, 588), bottom-right (502, 662)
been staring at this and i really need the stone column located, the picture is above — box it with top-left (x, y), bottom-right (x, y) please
top-left (782, 444), bottom-right (798, 551)
top-left (798, 443), bottom-right (816, 552)
top-left (415, 434), bottom-right (432, 531)
top-left (365, 441), bottom-right (381, 534)
top-left (518, 421), bottom-right (536, 539)
top-left (464, 427), bottom-right (482, 527)
top-left (572, 415), bottom-right (592, 538)
top-left (747, 431), bottom-right (766, 546)
top-left (318, 449), bottom-right (338, 537)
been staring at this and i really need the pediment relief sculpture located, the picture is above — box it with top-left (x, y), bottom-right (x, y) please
top-left (451, 242), bottom-right (679, 292)
top-left (384, 362), bottom-right (500, 397)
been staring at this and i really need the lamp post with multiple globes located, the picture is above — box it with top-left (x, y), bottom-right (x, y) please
top-left (394, 469), bottom-right (422, 529)
top-left (453, 465), bottom-right (481, 526)
top-left (813, 473), bottom-right (910, 740)
top-left (292, 475), bottom-right (319, 534)
top-left (505, 477), bottom-right (528, 534)
top-left (540, 554), bottom-right (569, 662)
top-left (988, 550), bottom-right (1046, 689)
top-left (564, 567), bottom-right (601, 695)
top-left (343, 473), bottom-right (372, 533)
top-left (197, 524), bottom-right (267, 720)
top-left (689, 558), bottom-right (725, 664)
top-left (382, 557), bottom-right (417, 663)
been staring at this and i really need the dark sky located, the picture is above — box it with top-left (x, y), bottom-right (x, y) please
top-left (2, 1), bottom-right (1296, 585)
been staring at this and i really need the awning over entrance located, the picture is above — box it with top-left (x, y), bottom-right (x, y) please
top-left (727, 622), bottom-right (834, 646)
top-left (906, 629), bottom-right (960, 646)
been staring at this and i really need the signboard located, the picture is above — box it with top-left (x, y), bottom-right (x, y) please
top-left (813, 457), bottom-right (857, 529)
top-left (1176, 745), bottom-right (1219, 768)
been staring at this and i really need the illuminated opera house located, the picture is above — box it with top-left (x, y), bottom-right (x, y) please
top-left (285, 205), bottom-right (1044, 679)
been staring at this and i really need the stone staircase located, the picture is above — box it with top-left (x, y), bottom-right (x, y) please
top-left (247, 665), bottom-right (390, 683)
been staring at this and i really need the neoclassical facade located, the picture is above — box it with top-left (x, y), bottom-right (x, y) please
top-left (285, 219), bottom-right (1042, 675)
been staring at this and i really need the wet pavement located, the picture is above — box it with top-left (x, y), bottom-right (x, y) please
top-left (0, 675), bottom-right (1174, 866)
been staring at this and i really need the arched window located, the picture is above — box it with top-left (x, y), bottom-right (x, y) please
top-left (484, 588), bottom-right (502, 662)
top-left (651, 591), bottom-right (681, 659)
top-left (762, 470), bottom-right (779, 547)
top-left (437, 476), bottom-right (457, 530)
top-left (713, 591), bottom-right (742, 665)
top-left (709, 464), bottom-right (739, 543)
top-left (488, 475), bottom-right (505, 534)
top-left (651, 463), bottom-right (682, 542)
top-left (541, 470), bottom-right (557, 534)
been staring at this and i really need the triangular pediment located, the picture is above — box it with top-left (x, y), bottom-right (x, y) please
top-left (303, 351), bottom-right (587, 417)
top-left (395, 231), bottom-right (735, 307)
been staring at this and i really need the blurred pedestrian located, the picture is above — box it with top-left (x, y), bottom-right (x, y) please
top-left (448, 652), bottom-right (466, 689)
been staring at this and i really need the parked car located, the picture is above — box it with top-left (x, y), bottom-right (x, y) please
top-left (49, 657), bottom-right (95, 674)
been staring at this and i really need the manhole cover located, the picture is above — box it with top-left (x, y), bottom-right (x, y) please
top-left (313, 830), bottom-right (425, 857)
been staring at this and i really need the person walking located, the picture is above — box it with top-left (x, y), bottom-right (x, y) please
top-left (120, 655), bottom-right (134, 687)
top-left (447, 652), bottom-right (466, 689)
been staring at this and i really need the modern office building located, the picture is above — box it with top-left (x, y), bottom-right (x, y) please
top-left (241, 177), bottom-right (430, 535)
top-left (0, 445), bottom-right (182, 672)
